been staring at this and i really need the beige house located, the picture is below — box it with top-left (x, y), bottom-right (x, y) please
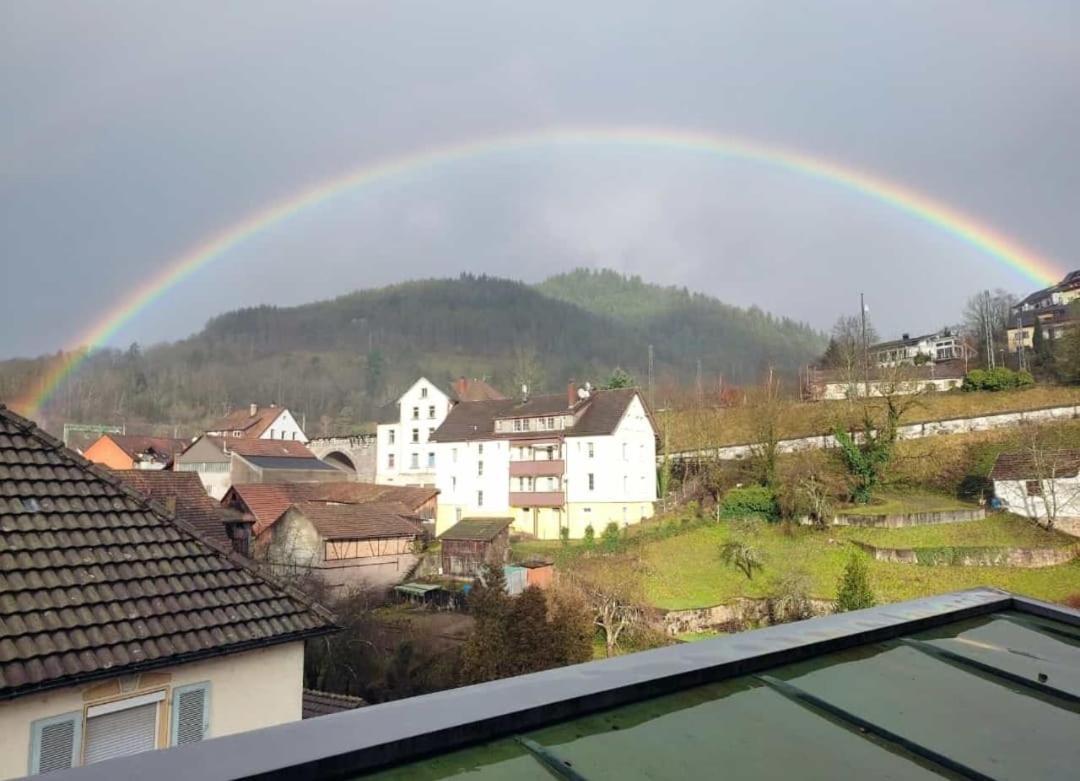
top-left (0, 406), bottom-right (335, 778)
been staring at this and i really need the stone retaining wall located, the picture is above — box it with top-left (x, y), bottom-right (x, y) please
top-left (852, 540), bottom-right (1077, 568)
top-left (663, 597), bottom-right (834, 636)
top-left (668, 403), bottom-right (1080, 462)
top-left (831, 508), bottom-right (985, 528)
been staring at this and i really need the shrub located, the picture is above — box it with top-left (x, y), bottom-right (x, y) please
top-left (962, 367), bottom-right (1034, 392)
top-left (601, 522), bottom-right (621, 551)
top-left (582, 524), bottom-right (595, 548)
top-left (719, 485), bottom-right (779, 521)
top-left (559, 525), bottom-right (570, 547)
top-left (836, 553), bottom-right (876, 612)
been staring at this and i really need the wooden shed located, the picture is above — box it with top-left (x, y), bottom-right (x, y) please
top-left (438, 517), bottom-right (514, 578)
top-left (519, 559), bottom-right (555, 590)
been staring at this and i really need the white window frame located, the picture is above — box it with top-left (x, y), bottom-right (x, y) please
top-left (29, 711), bottom-right (82, 774)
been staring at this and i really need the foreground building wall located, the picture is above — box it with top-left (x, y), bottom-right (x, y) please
top-left (0, 642), bottom-right (304, 780)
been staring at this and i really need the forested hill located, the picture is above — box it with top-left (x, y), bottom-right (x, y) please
top-left (1, 272), bottom-right (824, 435)
top-left (536, 269), bottom-right (824, 377)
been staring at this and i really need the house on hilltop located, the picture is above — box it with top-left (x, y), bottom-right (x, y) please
top-left (430, 382), bottom-right (657, 539)
top-left (83, 433), bottom-right (188, 470)
top-left (207, 403), bottom-right (308, 443)
top-left (870, 329), bottom-right (969, 368)
top-left (375, 376), bottom-right (506, 488)
top-left (0, 405), bottom-right (335, 778)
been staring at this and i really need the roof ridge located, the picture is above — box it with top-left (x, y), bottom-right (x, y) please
top-left (0, 405), bottom-right (337, 627)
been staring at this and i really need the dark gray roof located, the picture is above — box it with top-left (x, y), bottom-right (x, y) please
top-left (43, 590), bottom-right (1080, 781)
top-left (0, 405), bottom-right (336, 701)
top-left (439, 517), bottom-right (514, 541)
top-left (430, 388), bottom-right (645, 442)
top-left (989, 449), bottom-right (1080, 481)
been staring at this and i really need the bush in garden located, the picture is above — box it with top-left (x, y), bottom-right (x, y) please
top-left (719, 485), bottom-right (779, 522)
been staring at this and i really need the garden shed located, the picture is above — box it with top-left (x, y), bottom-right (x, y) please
top-left (438, 517), bottom-right (514, 578)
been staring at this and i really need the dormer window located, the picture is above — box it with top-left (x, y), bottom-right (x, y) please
top-left (420, 387), bottom-right (428, 399)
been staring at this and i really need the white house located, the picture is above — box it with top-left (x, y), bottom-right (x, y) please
top-left (375, 377), bottom-right (504, 487)
top-left (0, 407), bottom-right (334, 779)
top-left (990, 449), bottom-right (1080, 535)
top-left (206, 403), bottom-right (308, 443)
top-left (870, 329), bottom-right (967, 368)
top-left (430, 383), bottom-right (657, 540)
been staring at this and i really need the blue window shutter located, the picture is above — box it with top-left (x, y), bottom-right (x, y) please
top-left (171, 683), bottom-right (211, 746)
top-left (29, 711), bottom-right (81, 774)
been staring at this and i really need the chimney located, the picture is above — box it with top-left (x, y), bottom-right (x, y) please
top-left (521, 384), bottom-right (529, 402)
top-left (902, 333), bottom-right (910, 341)
top-left (249, 402), bottom-right (258, 417)
top-left (567, 380), bottom-right (577, 408)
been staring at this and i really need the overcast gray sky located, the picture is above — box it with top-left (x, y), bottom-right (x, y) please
top-left (2, 1), bottom-right (1078, 358)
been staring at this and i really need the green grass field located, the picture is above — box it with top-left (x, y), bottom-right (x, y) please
top-left (835, 490), bottom-right (974, 517)
top-left (516, 509), bottom-right (1080, 612)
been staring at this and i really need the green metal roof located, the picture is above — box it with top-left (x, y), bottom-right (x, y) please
top-left (366, 610), bottom-right (1080, 780)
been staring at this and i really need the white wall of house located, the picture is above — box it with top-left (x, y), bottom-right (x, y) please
top-left (376, 378), bottom-right (452, 487)
top-left (0, 642), bottom-right (303, 780)
top-left (434, 394), bottom-right (657, 539)
top-left (994, 476), bottom-right (1080, 522)
top-left (262, 409), bottom-right (308, 443)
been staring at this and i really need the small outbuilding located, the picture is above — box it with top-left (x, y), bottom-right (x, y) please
top-left (519, 559), bottom-right (555, 589)
top-left (438, 517), bottom-right (514, 578)
top-left (989, 449), bottom-right (1080, 534)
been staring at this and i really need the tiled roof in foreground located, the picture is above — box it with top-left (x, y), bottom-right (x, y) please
top-left (46, 589), bottom-right (1080, 781)
top-left (0, 406), bottom-right (336, 700)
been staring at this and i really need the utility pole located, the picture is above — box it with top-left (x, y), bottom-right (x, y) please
top-left (1016, 309), bottom-right (1026, 371)
top-left (983, 290), bottom-right (996, 369)
top-left (647, 344), bottom-right (655, 409)
top-left (860, 292), bottom-right (869, 392)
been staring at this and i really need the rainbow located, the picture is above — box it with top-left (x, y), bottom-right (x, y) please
top-left (12, 126), bottom-right (1064, 417)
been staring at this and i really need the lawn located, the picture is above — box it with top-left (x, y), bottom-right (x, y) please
top-left (835, 490), bottom-right (975, 517)
top-left (846, 513), bottom-right (1077, 549)
top-left (638, 520), bottom-right (1080, 610)
top-left (659, 385), bottom-right (1080, 452)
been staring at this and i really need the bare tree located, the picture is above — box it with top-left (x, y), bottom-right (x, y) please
top-left (567, 556), bottom-right (646, 658)
top-left (962, 289), bottom-right (1017, 368)
top-left (749, 371), bottom-right (786, 489)
top-left (1018, 426), bottom-right (1080, 530)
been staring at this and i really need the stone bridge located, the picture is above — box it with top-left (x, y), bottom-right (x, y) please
top-left (307, 435), bottom-right (377, 481)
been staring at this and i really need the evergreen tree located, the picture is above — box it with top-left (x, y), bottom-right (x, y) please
top-left (1056, 327), bottom-right (1080, 384)
top-left (1032, 320), bottom-right (1054, 369)
top-left (836, 554), bottom-right (876, 612)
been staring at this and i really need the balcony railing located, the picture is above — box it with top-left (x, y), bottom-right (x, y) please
top-left (509, 459), bottom-right (565, 477)
top-left (509, 491), bottom-right (565, 508)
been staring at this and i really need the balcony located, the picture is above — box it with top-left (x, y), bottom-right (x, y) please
top-left (509, 459), bottom-right (565, 477)
top-left (509, 491), bottom-right (565, 508)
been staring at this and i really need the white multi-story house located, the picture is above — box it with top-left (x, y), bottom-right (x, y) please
top-left (870, 329), bottom-right (967, 367)
top-left (431, 383), bottom-right (657, 540)
top-left (375, 377), bottom-right (504, 487)
top-left (206, 403), bottom-right (308, 443)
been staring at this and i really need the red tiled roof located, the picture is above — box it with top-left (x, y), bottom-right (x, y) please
top-left (207, 406), bottom-right (285, 438)
top-left (112, 469), bottom-right (243, 549)
top-left (227, 482), bottom-right (438, 536)
top-left (989, 450), bottom-right (1080, 481)
top-left (289, 501), bottom-right (422, 541)
top-left (104, 435), bottom-right (189, 462)
top-left (0, 405), bottom-right (336, 700)
top-left (221, 438), bottom-right (316, 458)
top-left (450, 377), bottom-right (507, 402)
top-left (302, 688), bottom-right (367, 719)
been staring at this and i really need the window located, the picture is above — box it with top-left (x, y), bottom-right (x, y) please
top-left (546, 445), bottom-right (555, 461)
top-left (269, 429), bottom-right (275, 439)
top-left (428, 427), bottom-right (435, 439)
top-left (622, 443), bottom-right (628, 461)
top-left (412, 407), bottom-right (419, 420)
top-left (588, 443), bottom-right (595, 458)
top-left (451, 476), bottom-right (457, 491)
top-left (411, 429), bottom-right (419, 444)
top-left (452, 447), bottom-right (458, 463)
top-left (410, 453), bottom-right (419, 469)
top-left (478, 460), bottom-right (484, 476)
top-left (477, 490), bottom-right (484, 507)
top-left (455, 507), bottom-right (462, 522)
top-left (84, 690), bottom-right (165, 764)
top-left (388, 453), bottom-right (395, 469)
top-left (478, 443), bottom-right (484, 455)
top-left (522, 418), bottom-right (531, 431)
top-left (514, 419), bottom-right (522, 432)
top-left (233, 431), bottom-right (242, 438)
top-left (428, 405), bottom-right (436, 419)
top-left (389, 430), bottom-right (396, 445)
top-left (29, 712), bottom-right (81, 773)
top-left (420, 387), bottom-right (428, 398)
top-left (427, 452), bottom-right (435, 468)
top-left (171, 683), bottom-right (210, 746)
top-left (588, 473), bottom-right (595, 491)
top-left (1026, 480), bottom-right (1043, 496)
top-left (291, 431), bottom-right (297, 440)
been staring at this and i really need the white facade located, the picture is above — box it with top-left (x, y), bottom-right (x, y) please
top-left (376, 378), bottom-right (453, 487)
top-left (994, 476), bottom-right (1080, 523)
top-left (872, 331), bottom-right (966, 368)
top-left (261, 408), bottom-right (308, 442)
top-left (435, 393), bottom-right (657, 539)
